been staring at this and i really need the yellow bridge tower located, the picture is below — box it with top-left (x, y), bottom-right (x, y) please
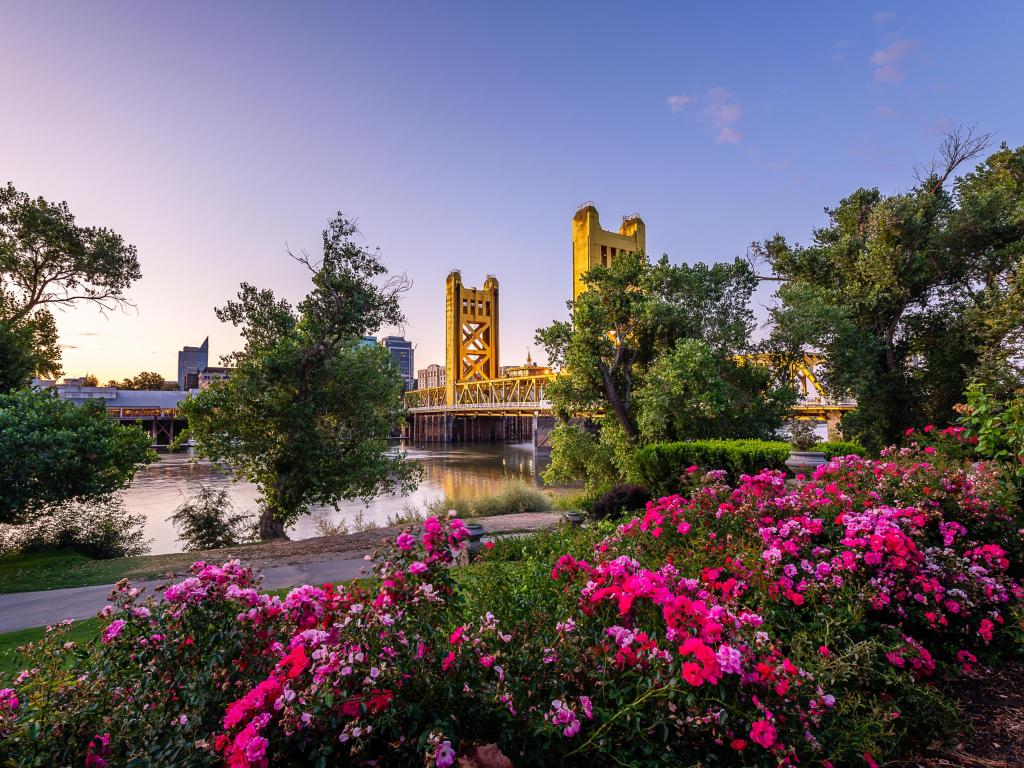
top-left (445, 270), bottom-right (500, 404)
top-left (572, 203), bottom-right (646, 301)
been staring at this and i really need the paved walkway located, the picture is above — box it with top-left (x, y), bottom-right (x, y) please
top-left (0, 558), bottom-right (372, 634)
top-left (0, 511), bottom-right (567, 634)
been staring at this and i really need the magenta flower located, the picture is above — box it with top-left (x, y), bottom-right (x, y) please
top-left (101, 619), bottom-right (126, 645)
top-left (749, 719), bottom-right (776, 749)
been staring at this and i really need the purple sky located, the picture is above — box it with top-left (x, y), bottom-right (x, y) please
top-left (3, 2), bottom-right (1022, 381)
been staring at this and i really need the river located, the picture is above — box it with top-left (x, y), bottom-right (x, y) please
top-left (124, 443), bottom-right (550, 554)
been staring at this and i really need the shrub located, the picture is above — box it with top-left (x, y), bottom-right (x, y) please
top-left (169, 487), bottom-right (254, 552)
top-left (631, 439), bottom-right (790, 495)
top-left (0, 495), bottom-right (149, 559)
top-left (818, 440), bottom-right (866, 458)
top-left (0, 389), bottom-right (155, 525)
top-left (958, 384), bottom-right (1024, 492)
top-left (2, 447), bottom-right (1021, 767)
top-left (471, 481), bottom-right (552, 517)
top-left (589, 484), bottom-right (651, 520)
top-left (786, 420), bottom-right (820, 450)
top-left (424, 481), bottom-right (552, 519)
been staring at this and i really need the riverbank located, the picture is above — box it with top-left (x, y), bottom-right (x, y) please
top-left (111, 444), bottom-right (551, 554)
top-left (0, 510), bottom-right (564, 594)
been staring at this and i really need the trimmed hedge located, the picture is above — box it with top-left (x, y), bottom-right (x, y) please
top-left (819, 440), bottom-right (866, 459)
top-left (632, 440), bottom-right (791, 495)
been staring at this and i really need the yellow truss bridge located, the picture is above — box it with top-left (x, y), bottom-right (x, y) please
top-left (404, 205), bottom-right (855, 443)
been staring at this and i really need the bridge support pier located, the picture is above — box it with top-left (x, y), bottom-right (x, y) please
top-left (825, 411), bottom-right (843, 441)
top-left (533, 415), bottom-right (555, 454)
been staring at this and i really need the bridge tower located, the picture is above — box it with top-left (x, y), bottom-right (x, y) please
top-left (445, 270), bottom-right (500, 404)
top-left (572, 203), bottom-right (645, 301)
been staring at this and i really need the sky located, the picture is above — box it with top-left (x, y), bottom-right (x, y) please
top-left (2, 1), bottom-right (1023, 381)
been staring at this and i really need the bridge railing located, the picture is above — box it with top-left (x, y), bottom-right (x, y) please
top-left (405, 374), bottom-right (554, 413)
top-left (404, 367), bottom-right (857, 414)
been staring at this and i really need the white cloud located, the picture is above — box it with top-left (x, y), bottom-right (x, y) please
top-left (702, 87), bottom-right (743, 144)
top-left (870, 38), bottom-right (919, 83)
top-left (665, 94), bottom-right (694, 113)
top-left (875, 105), bottom-right (896, 117)
top-left (872, 10), bottom-right (896, 25)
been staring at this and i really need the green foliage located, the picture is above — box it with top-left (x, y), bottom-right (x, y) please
top-left (636, 339), bottom-right (796, 442)
top-left (0, 495), bottom-right (149, 559)
top-left (0, 316), bottom-right (60, 392)
top-left (542, 419), bottom-right (636, 493)
top-left (0, 389), bottom-right (155, 524)
top-left (958, 384), bottom-right (1024, 492)
top-left (786, 420), bottom-right (820, 451)
top-left (169, 487), bottom-right (254, 552)
top-left (0, 181), bottom-right (141, 388)
top-left (631, 439), bottom-right (791, 495)
top-left (107, 371), bottom-right (176, 390)
top-left (763, 132), bottom-right (1024, 450)
top-left (179, 214), bottom-right (420, 537)
top-left (536, 249), bottom-right (794, 490)
top-left (819, 440), bottom-right (866, 458)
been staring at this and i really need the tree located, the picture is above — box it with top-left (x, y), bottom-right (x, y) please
top-left (536, 251), bottom-right (794, 486)
top-left (759, 129), bottom-right (1024, 450)
top-left (634, 339), bottom-right (794, 443)
top-left (179, 214), bottom-right (420, 539)
top-left (81, 374), bottom-right (99, 386)
top-left (108, 371), bottom-right (174, 390)
top-left (169, 487), bottom-right (253, 551)
top-left (0, 181), bottom-right (141, 390)
top-left (0, 389), bottom-right (156, 525)
top-left (0, 314), bottom-right (59, 391)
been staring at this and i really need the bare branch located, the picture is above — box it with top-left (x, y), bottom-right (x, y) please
top-left (744, 243), bottom-right (788, 282)
top-left (914, 125), bottom-right (994, 192)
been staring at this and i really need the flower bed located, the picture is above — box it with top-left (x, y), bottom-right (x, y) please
top-left (1, 445), bottom-right (1022, 766)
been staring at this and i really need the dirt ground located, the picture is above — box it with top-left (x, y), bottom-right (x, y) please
top-left (906, 662), bottom-right (1024, 768)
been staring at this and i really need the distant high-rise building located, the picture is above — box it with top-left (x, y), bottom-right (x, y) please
top-left (358, 336), bottom-right (377, 348)
top-left (380, 335), bottom-right (414, 390)
top-left (177, 337), bottom-right (209, 390)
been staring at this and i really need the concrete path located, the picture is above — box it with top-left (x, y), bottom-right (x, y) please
top-left (0, 511), bottom-right (568, 635)
top-left (0, 557), bottom-right (371, 634)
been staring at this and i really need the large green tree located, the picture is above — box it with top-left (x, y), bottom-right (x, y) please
top-left (760, 130), bottom-right (1024, 450)
top-left (0, 181), bottom-right (141, 390)
top-left (179, 214), bottom-right (419, 539)
top-left (0, 389), bottom-right (155, 524)
top-left (536, 251), bottom-right (794, 486)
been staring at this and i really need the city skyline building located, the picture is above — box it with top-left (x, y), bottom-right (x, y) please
top-left (380, 335), bottom-right (414, 390)
top-left (197, 366), bottom-right (232, 389)
top-left (177, 337), bottom-right (209, 390)
top-left (416, 363), bottom-right (446, 389)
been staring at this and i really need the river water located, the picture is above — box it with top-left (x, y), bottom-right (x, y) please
top-left (124, 443), bottom-right (549, 554)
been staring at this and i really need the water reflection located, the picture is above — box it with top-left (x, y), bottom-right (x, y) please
top-left (123, 442), bottom-right (548, 555)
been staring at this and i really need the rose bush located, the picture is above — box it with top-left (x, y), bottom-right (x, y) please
top-left (0, 444), bottom-right (1021, 766)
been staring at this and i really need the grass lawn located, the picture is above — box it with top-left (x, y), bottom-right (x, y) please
top-left (0, 616), bottom-right (101, 683)
top-left (0, 550), bottom-right (196, 594)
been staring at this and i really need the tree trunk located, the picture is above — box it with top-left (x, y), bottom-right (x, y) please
top-left (598, 360), bottom-right (639, 439)
top-left (258, 507), bottom-right (289, 540)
